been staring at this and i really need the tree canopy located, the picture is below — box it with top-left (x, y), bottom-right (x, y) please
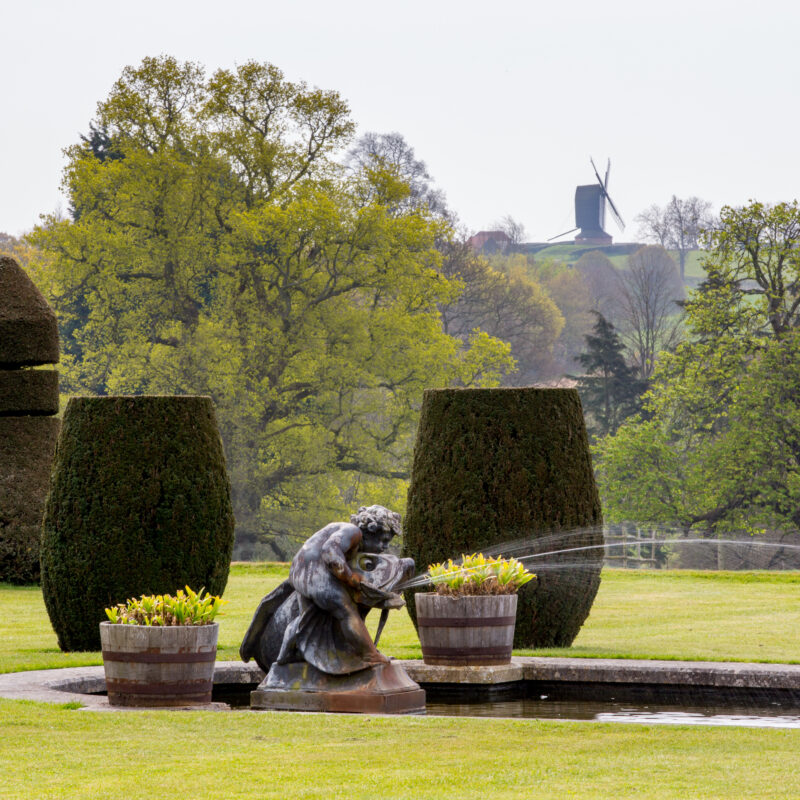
top-left (440, 244), bottom-right (563, 385)
top-left (635, 195), bottom-right (714, 280)
top-left (30, 56), bottom-right (515, 557)
top-left (595, 200), bottom-right (800, 536)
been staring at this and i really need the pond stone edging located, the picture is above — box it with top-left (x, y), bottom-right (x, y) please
top-left (2, 657), bottom-right (800, 711)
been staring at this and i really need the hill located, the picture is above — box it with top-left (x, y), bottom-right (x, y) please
top-left (518, 242), bottom-right (706, 285)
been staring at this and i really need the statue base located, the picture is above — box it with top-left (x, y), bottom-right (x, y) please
top-left (251, 660), bottom-right (426, 715)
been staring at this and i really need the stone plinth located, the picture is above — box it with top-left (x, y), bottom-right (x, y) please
top-left (251, 661), bottom-right (426, 714)
top-left (404, 660), bottom-right (524, 685)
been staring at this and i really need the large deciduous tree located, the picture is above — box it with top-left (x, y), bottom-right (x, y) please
top-left (346, 131), bottom-right (449, 218)
top-left (615, 246), bottom-right (684, 380)
top-left (573, 250), bottom-right (622, 323)
top-left (439, 243), bottom-right (563, 384)
top-left (636, 196), bottom-right (714, 280)
top-left (30, 56), bottom-right (514, 557)
top-left (595, 200), bottom-right (800, 537)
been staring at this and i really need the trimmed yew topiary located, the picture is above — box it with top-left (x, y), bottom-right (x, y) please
top-left (0, 255), bottom-right (60, 584)
top-left (403, 387), bottom-right (603, 648)
top-left (41, 396), bottom-right (235, 651)
top-left (0, 417), bottom-right (60, 583)
top-left (0, 368), bottom-right (59, 415)
top-left (0, 256), bottom-right (59, 367)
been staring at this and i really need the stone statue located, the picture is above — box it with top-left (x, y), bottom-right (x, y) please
top-left (242, 506), bottom-right (424, 713)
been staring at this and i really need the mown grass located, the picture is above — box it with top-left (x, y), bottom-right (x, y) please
top-left (2, 566), bottom-right (799, 673)
top-left (1, 697), bottom-right (800, 799)
top-left (523, 569), bottom-right (800, 663)
top-left (2, 566), bottom-right (799, 799)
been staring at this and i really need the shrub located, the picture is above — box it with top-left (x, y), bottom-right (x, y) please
top-left (0, 256), bottom-right (59, 367)
top-left (41, 396), bottom-right (235, 651)
top-left (105, 586), bottom-right (227, 626)
top-left (403, 387), bottom-right (603, 648)
top-left (0, 417), bottom-right (60, 584)
top-left (427, 553), bottom-right (535, 596)
top-left (0, 256), bottom-right (60, 584)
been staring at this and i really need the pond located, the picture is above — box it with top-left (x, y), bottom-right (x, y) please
top-left (214, 679), bottom-right (800, 728)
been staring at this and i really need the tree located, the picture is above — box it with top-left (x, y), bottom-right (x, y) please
top-left (615, 246), bottom-right (684, 379)
top-left (439, 242), bottom-right (564, 384)
top-left (595, 200), bottom-right (800, 537)
top-left (575, 312), bottom-right (645, 439)
top-left (636, 196), bottom-right (715, 280)
top-left (489, 252), bottom-right (601, 376)
top-left (535, 262), bottom-right (594, 374)
top-left (346, 131), bottom-right (448, 218)
top-left (492, 214), bottom-right (527, 246)
top-left (573, 250), bottom-right (621, 323)
top-left (30, 56), bottom-right (515, 557)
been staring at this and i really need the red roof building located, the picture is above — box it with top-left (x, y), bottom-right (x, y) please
top-left (466, 230), bottom-right (512, 254)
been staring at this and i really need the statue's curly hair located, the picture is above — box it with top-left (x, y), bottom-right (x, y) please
top-left (350, 505), bottom-right (402, 537)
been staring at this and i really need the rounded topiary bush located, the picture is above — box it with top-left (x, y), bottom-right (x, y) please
top-left (403, 387), bottom-right (603, 648)
top-left (41, 396), bottom-right (235, 651)
top-left (0, 417), bottom-right (60, 584)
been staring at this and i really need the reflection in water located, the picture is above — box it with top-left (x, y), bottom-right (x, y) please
top-left (425, 698), bottom-right (800, 729)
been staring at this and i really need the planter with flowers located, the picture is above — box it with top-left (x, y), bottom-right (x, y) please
top-left (416, 554), bottom-right (535, 666)
top-left (100, 587), bottom-right (226, 707)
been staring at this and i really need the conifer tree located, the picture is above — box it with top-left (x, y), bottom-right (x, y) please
top-left (575, 312), bottom-right (645, 439)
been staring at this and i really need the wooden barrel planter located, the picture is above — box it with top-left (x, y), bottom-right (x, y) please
top-left (415, 594), bottom-right (518, 666)
top-left (100, 622), bottom-right (218, 707)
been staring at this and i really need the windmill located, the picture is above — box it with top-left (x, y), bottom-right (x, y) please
top-left (549, 158), bottom-right (625, 245)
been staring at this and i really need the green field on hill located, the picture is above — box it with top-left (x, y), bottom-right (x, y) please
top-left (525, 242), bottom-right (706, 280)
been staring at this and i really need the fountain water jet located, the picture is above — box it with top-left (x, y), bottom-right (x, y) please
top-left (397, 532), bottom-right (800, 591)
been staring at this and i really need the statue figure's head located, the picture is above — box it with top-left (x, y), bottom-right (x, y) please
top-left (350, 505), bottom-right (402, 553)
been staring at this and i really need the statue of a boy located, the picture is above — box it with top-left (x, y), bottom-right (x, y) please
top-left (241, 505), bottom-right (414, 676)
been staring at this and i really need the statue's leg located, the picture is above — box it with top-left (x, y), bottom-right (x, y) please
top-left (275, 600), bottom-right (308, 665)
top-left (328, 594), bottom-right (389, 664)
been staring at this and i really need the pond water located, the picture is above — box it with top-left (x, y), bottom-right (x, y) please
top-left (421, 681), bottom-right (800, 728)
top-left (426, 697), bottom-right (800, 728)
top-left (213, 682), bottom-right (800, 728)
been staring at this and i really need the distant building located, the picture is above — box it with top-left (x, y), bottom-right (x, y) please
top-left (467, 230), bottom-right (511, 255)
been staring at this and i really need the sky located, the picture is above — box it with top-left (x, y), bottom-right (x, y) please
top-left (3, 0), bottom-right (799, 242)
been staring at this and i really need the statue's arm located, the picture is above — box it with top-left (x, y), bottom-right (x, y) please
top-left (322, 525), bottom-right (363, 589)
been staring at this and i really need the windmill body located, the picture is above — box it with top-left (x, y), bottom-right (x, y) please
top-left (549, 158), bottom-right (625, 245)
top-left (575, 183), bottom-right (611, 244)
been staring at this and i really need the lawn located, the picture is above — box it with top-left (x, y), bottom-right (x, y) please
top-left (3, 565), bottom-right (799, 673)
top-left (2, 697), bottom-right (800, 800)
top-left (1, 566), bottom-right (799, 799)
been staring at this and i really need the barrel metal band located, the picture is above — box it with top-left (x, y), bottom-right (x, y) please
top-left (420, 645), bottom-right (512, 656)
top-left (102, 650), bottom-right (216, 664)
top-left (417, 616), bottom-right (516, 628)
top-left (105, 680), bottom-right (213, 696)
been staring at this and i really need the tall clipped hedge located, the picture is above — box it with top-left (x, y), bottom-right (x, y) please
top-left (403, 387), bottom-right (603, 648)
top-left (0, 255), bottom-right (60, 584)
top-left (0, 417), bottom-right (60, 583)
top-left (41, 396), bottom-right (235, 651)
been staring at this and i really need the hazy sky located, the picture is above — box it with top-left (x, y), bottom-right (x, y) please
top-left (3, 0), bottom-right (799, 241)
